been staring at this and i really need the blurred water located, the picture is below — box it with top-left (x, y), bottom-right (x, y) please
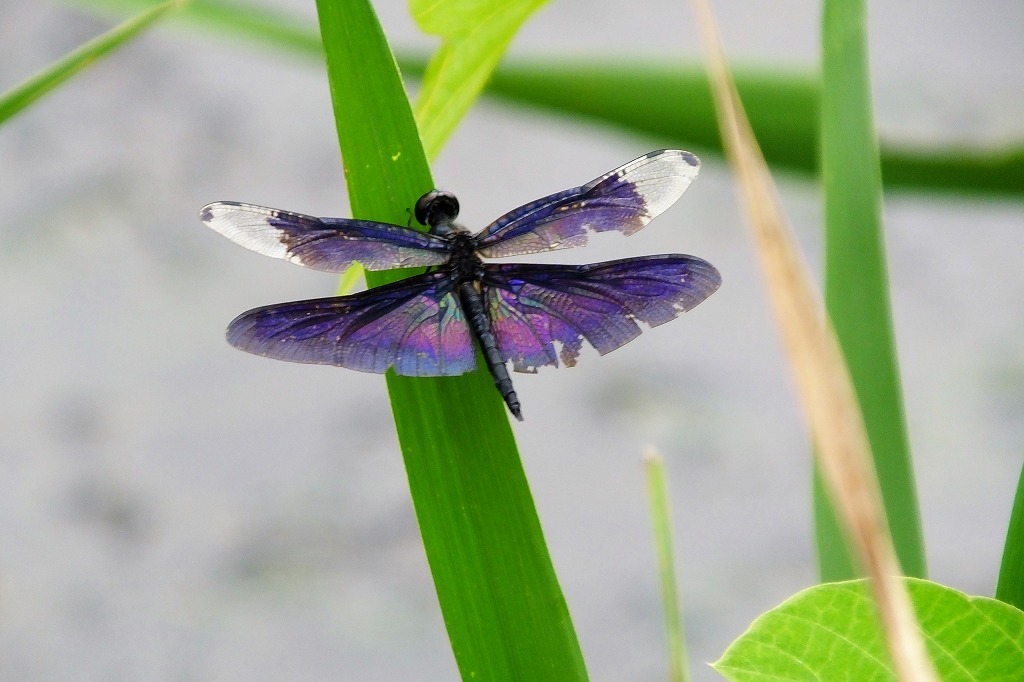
top-left (1, 1), bottom-right (1022, 680)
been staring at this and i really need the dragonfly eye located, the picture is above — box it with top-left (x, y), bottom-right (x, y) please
top-left (415, 190), bottom-right (460, 227)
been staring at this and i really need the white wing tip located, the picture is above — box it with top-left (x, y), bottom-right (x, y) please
top-left (630, 150), bottom-right (701, 219)
top-left (199, 201), bottom-right (292, 261)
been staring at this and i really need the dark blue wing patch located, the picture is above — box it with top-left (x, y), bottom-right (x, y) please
top-left (473, 150), bottom-right (700, 258)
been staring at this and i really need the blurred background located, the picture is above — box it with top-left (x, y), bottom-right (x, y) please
top-left (1, 1), bottom-right (1022, 679)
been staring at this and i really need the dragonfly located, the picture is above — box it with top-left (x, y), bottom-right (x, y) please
top-left (201, 149), bottom-right (721, 421)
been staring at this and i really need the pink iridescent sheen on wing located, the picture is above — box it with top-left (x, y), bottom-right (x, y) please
top-left (226, 272), bottom-right (476, 376)
top-left (483, 256), bottom-right (721, 372)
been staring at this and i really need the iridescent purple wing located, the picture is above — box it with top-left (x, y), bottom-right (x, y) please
top-left (227, 272), bottom-right (476, 376)
top-left (483, 255), bottom-right (721, 372)
top-left (473, 150), bottom-right (700, 259)
top-left (200, 201), bottom-right (452, 272)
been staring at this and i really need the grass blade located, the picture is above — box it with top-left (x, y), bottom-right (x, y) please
top-left (818, 0), bottom-right (926, 581)
top-left (0, 0), bottom-right (183, 125)
top-left (996, 460), bottom-right (1024, 610)
top-left (689, 0), bottom-right (937, 678)
top-left (477, 61), bottom-right (1024, 198)
top-left (313, 1), bottom-right (586, 678)
top-left (66, 0), bottom-right (322, 55)
top-left (479, 62), bottom-right (819, 177)
top-left (645, 450), bottom-right (690, 682)
top-left (410, 0), bottom-right (547, 158)
top-left (62, 0), bottom-right (1024, 197)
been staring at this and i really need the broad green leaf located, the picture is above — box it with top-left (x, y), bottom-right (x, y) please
top-left (816, 0), bottom-right (925, 581)
top-left (410, 0), bottom-right (547, 158)
top-left (714, 579), bottom-right (1024, 681)
top-left (997, 461), bottom-right (1024, 611)
top-left (313, 1), bottom-right (586, 679)
top-left (0, 0), bottom-right (182, 125)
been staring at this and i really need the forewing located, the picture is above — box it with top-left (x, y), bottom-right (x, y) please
top-left (227, 272), bottom-right (476, 376)
top-left (473, 150), bottom-right (700, 258)
top-left (483, 256), bottom-right (721, 372)
top-left (201, 201), bottom-right (452, 272)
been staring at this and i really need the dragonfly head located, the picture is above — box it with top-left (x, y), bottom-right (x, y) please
top-left (415, 190), bottom-right (460, 235)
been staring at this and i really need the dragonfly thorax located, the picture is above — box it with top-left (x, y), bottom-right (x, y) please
top-left (445, 232), bottom-right (484, 282)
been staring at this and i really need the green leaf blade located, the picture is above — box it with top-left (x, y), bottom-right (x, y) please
top-left (313, 1), bottom-right (586, 679)
top-left (482, 61), bottom-right (819, 172)
top-left (66, 0), bottom-right (323, 56)
top-left (714, 579), bottom-right (1024, 681)
top-left (411, 0), bottom-right (547, 158)
top-left (817, 0), bottom-right (926, 581)
top-left (996, 461), bottom-right (1024, 611)
top-left (645, 453), bottom-right (691, 682)
top-left (0, 0), bottom-right (183, 125)
top-left (58, 2), bottom-right (1024, 196)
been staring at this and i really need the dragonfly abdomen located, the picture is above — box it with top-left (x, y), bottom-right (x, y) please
top-left (458, 281), bottom-right (523, 421)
